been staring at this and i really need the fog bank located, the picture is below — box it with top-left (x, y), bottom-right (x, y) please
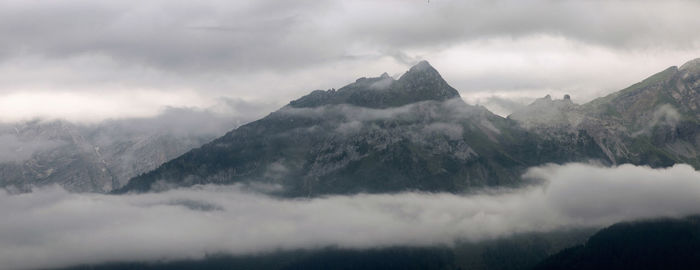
top-left (2, 163), bottom-right (700, 269)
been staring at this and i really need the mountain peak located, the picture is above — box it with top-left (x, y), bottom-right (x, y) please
top-left (411, 60), bottom-right (434, 70)
top-left (400, 60), bottom-right (439, 79)
top-left (289, 60), bottom-right (460, 109)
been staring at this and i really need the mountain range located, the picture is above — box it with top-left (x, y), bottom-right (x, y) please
top-left (115, 58), bottom-right (700, 196)
top-left (4, 59), bottom-right (699, 195)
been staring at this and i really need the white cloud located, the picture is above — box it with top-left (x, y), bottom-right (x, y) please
top-left (2, 163), bottom-right (700, 269)
top-left (632, 104), bottom-right (682, 136)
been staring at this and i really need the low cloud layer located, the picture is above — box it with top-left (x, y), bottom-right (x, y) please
top-left (2, 163), bottom-right (700, 269)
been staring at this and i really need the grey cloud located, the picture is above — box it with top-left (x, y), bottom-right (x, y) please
top-left (0, 98), bottom-right (279, 190)
top-left (278, 99), bottom-right (483, 123)
top-left (649, 104), bottom-right (681, 128)
top-left (0, 0), bottom-right (698, 75)
top-left (3, 163), bottom-right (700, 269)
top-left (632, 104), bottom-right (682, 136)
top-left (79, 98), bottom-right (279, 188)
top-left (369, 77), bottom-right (394, 90)
top-left (92, 107), bottom-right (235, 139)
top-left (476, 96), bottom-right (529, 117)
top-left (263, 162), bottom-right (291, 181)
top-left (216, 98), bottom-right (281, 119)
top-left (348, 0), bottom-right (700, 50)
top-left (0, 0), bottom-right (698, 124)
top-left (277, 103), bottom-right (412, 122)
top-left (421, 122), bottom-right (464, 140)
top-left (0, 0), bottom-right (340, 73)
top-left (277, 100), bottom-right (497, 149)
top-left (384, 49), bottom-right (423, 66)
top-left (334, 120), bottom-right (363, 135)
top-left (92, 97), bottom-right (277, 138)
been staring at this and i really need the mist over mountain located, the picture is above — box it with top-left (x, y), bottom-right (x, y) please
top-left (0, 99), bottom-right (277, 192)
top-left (55, 215), bottom-right (700, 270)
top-left (5, 58), bottom-right (700, 269)
top-left (8, 58), bottom-right (700, 196)
top-left (119, 59), bottom-right (700, 196)
top-left (2, 1), bottom-right (700, 269)
top-left (120, 59), bottom-right (700, 196)
top-left (118, 61), bottom-right (611, 196)
top-left (6, 162), bottom-right (700, 270)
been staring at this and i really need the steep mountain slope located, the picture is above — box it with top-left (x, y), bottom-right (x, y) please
top-left (119, 61), bottom-right (607, 196)
top-left (510, 58), bottom-right (700, 168)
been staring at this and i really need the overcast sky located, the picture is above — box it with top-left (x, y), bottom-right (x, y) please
top-left (2, 0), bottom-right (700, 122)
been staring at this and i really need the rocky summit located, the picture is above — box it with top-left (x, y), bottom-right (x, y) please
top-left (289, 60), bottom-right (460, 109)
